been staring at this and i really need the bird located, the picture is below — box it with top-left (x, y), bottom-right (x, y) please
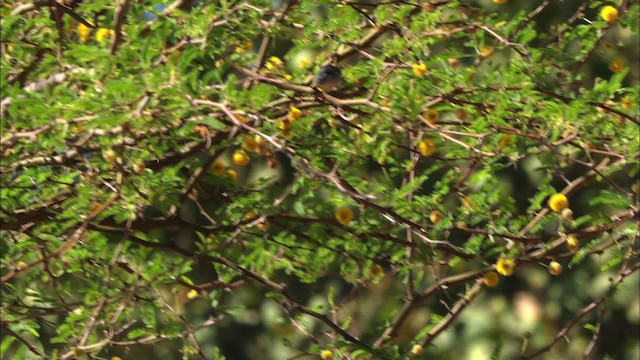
top-left (312, 65), bottom-right (343, 92)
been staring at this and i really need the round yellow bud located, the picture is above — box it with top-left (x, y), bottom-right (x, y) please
top-left (96, 28), bottom-right (114, 42)
top-left (418, 139), bottom-right (435, 157)
top-left (454, 108), bottom-right (469, 121)
top-left (232, 150), bottom-right (250, 166)
top-left (492, 0), bottom-right (508, 4)
top-left (480, 46), bottom-right (493, 57)
top-left (600, 6), bottom-right (618, 23)
top-left (242, 136), bottom-right (258, 152)
top-left (279, 119), bottom-right (291, 130)
top-left (335, 207), bottom-right (354, 225)
top-left (496, 257), bottom-right (515, 276)
top-left (77, 23), bottom-right (91, 42)
top-left (133, 162), bottom-right (146, 175)
top-left (226, 169), bottom-right (237, 181)
top-left (412, 62), bottom-right (428, 77)
top-left (498, 134), bottom-right (515, 149)
top-left (566, 235), bottom-right (579, 254)
top-left (411, 344), bottom-right (423, 355)
top-left (560, 208), bottom-right (573, 222)
top-left (429, 210), bottom-right (443, 224)
top-left (320, 350), bottom-right (333, 360)
top-left (548, 194), bottom-right (568, 212)
top-left (187, 289), bottom-right (198, 299)
top-left (549, 261), bottom-right (562, 276)
top-left (254, 135), bottom-right (268, 155)
top-left (103, 149), bottom-right (116, 164)
top-left (482, 271), bottom-right (499, 287)
top-left (371, 264), bottom-right (384, 276)
top-left (288, 107), bottom-right (302, 122)
top-left (609, 60), bottom-right (624, 73)
top-left (266, 56), bottom-right (284, 71)
top-left (211, 160), bottom-right (225, 175)
top-left (424, 109), bottom-right (439, 124)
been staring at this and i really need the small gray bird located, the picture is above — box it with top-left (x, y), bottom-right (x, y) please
top-left (312, 65), bottom-right (342, 92)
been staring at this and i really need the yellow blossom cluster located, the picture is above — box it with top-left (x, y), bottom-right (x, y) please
top-left (335, 207), bottom-right (354, 225)
top-left (600, 6), bottom-right (618, 22)
top-left (412, 62), bottom-right (427, 77)
top-left (266, 56), bottom-right (284, 71)
top-left (96, 28), bottom-right (114, 42)
top-left (548, 193), bottom-right (568, 212)
top-left (232, 149), bottom-right (250, 166)
top-left (496, 257), bottom-right (515, 276)
top-left (424, 109), bottom-right (439, 124)
top-left (418, 139), bottom-right (435, 157)
top-left (210, 159), bottom-right (238, 182)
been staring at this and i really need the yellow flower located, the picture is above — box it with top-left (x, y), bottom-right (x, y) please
top-left (482, 271), bottom-right (499, 287)
top-left (454, 108), bottom-right (469, 121)
top-left (187, 289), bottom-right (198, 299)
top-left (235, 40), bottom-right (253, 54)
top-left (111, 357), bottom-right (122, 360)
top-left (480, 46), bottom-right (493, 57)
top-left (103, 149), bottom-right (116, 164)
top-left (71, 124), bottom-right (84, 135)
top-left (493, 0), bottom-right (508, 4)
top-left (265, 56), bottom-right (284, 71)
top-left (232, 149), bottom-right (250, 166)
top-left (254, 135), bottom-right (268, 155)
top-left (279, 119), bottom-right (291, 130)
top-left (621, 96), bottom-right (632, 110)
top-left (609, 59), bottom-right (624, 73)
top-left (560, 208), bottom-right (573, 222)
top-left (280, 127), bottom-right (292, 138)
top-left (424, 109), bottom-right (439, 124)
top-left (242, 136), bottom-right (258, 152)
top-left (211, 160), bottom-right (225, 175)
top-left (133, 162), bottom-right (146, 175)
top-left (411, 344), bottom-right (423, 355)
top-left (462, 196), bottom-right (472, 209)
top-left (418, 139), bottom-right (435, 157)
top-left (429, 210), bottom-right (443, 224)
top-left (548, 193), bottom-right (568, 212)
top-left (335, 207), bottom-right (354, 225)
top-left (288, 106), bottom-right (302, 121)
top-left (77, 23), bottom-right (91, 42)
top-left (600, 5), bottom-right (618, 22)
top-left (371, 264), bottom-right (384, 276)
top-left (412, 62), bottom-right (428, 77)
top-left (226, 169), bottom-right (237, 181)
top-left (320, 350), bottom-right (333, 360)
top-left (566, 235), bottom-right (579, 254)
top-left (96, 28), bottom-right (114, 42)
top-left (496, 257), bottom-right (515, 276)
top-left (548, 261), bottom-right (562, 276)
top-left (299, 59), bottom-right (311, 69)
top-left (498, 134), bottom-right (514, 149)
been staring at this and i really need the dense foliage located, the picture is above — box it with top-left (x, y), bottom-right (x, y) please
top-left (1, 0), bottom-right (638, 359)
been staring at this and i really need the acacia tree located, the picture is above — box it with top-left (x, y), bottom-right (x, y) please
top-left (1, 0), bottom-right (638, 359)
